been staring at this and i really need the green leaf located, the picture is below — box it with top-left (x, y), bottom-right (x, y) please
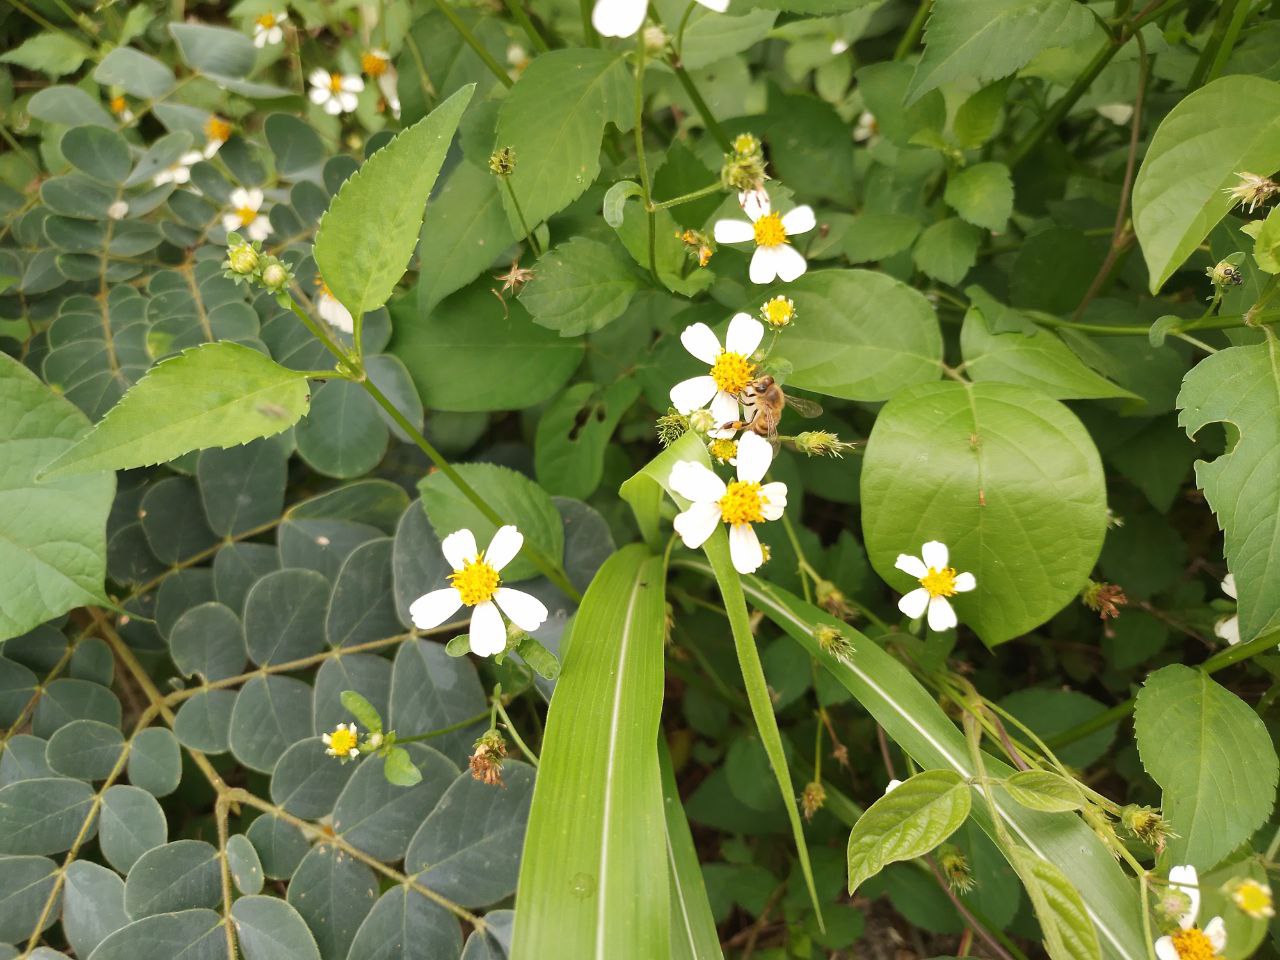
top-left (1003, 771), bottom-right (1086, 813)
top-left (944, 162), bottom-right (1014, 232)
top-left (535, 380), bottom-right (640, 499)
top-left (88, 908), bottom-right (223, 960)
top-left (494, 49), bottom-right (632, 229)
top-left (0, 353), bottom-right (114, 641)
top-left (658, 744), bottom-right (724, 960)
top-left (383, 747), bottom-right (423, 787)
top-left (63, 861), bottom-right (129, 957)
top-left (346, 887), bottom-right (462, 959)
top-left (0, 776), bottom-right (95, 855)
top-left (0, 855), bottom-right (59, 942)
top-left (341, 690), bottom-right (384, 734)
top-left (93, 47), bottom-right (176, 99)
top-left (960, 297), bottom-right (1137, 400)
top-left (1134, 664), bottom-right (1278, 869)
top-left (515, 634), bottom-right (561, 680)
top-left (42, 342), bottom-right (311, 478)
top-left (513, 545), bottom-right (670, 959)
top-left (907, 0), bottom-right (1096, 103)
top-left (285, 845), bottom-right (376, 959)
top-left (314, 85), bottom-right (473, 319)
top-left (100, 784), bottom-right (164, 872)
top-left (1009, 848), bottom-right (1102, 960)
top-left (46, 719), bottom-right (125, 780)
top-left (861, 381), bottom-right (1106, 646)
top-left (232, 896), bottom-right (321, 960)
top-left (772, 270), bottom-right (942, 401)
top-left (265, 114), bottom-right (326, 178)
top-left (847, 770), bottom-right (971, 894)
top-left (1133, 76), bottom-right (1280, 292)
top-left (1251, 206), bottom-right (1280, 273)
top-left (270, 738), bottom-right (356, 820)
top-left (913, 218), bottom-right (983, 286)
top-left (168, 23), bottom-right (255, 78)
top-left (418, 462), bottom-right (564, 582)
top-left (228, 676), bottom-right (314, 774)
top-left (332, 743), bottom-right (455, 860)
top-left (124, 839), bottom-right (220, 918)
top-left (28, 85), bottom-right (112, 128)
top-left (1178, 342), bottom-right (1280, 640)
top-left (520, 237), bottom-right (641, 337)
top-left (0, 32), bottom-right (91, 77)
top-left (389, 641), bottom-right (486, 766)
top-left (226, 834), bottom-right (264, 895)
top-left (841, 213), bottom-right (922, 263)
top-left (61, 127), bottom-right (132, 184)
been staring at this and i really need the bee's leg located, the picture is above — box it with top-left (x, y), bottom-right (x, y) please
top-left (718, 421), bottom-right (749, 432)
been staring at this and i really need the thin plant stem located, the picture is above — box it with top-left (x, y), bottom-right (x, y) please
top-left (1188, 0), bottom-right (1249, 90)
top-left (495, 699), bottom-right (540, 766)
top-left (580, 0), bottom-right (599, 46)
top-left (395, 709), bottom-right (492, 743)
top-left (502, 177), bottom-right (543, 257)
top-left (668, 59), bottom-right (731, 151)
top-left (894, 0), bottom-right (933, 60)
top-left (429, 0), bottom-right (514, 88)
top-left (502, 0), bottom-right (551, 52)
top-left (634, 33), bottom-right (660, 282)
top-left (650, 180), bottom-right (723, 210)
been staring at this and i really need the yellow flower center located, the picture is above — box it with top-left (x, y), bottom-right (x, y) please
top-left (733, 133), bottom-right (760, 155)
top-left (762, 296), bottom-right (794, 327)
top-left (708, 438), bottom-right (737, 463)
top-left (110, 95), bottom-right (127, 114)
top-left (710, 351), bottom-right (755, 395)
top-left (237, 207), bottom-right (258, 226)
top-left (920, 567), bottom-right (958, 598)
top-left (329, 72), bottom-right (346, 93)
top-left (362, 51), bottom-right (389, 76)
top-left (328, 726), bottom-right (357, 755)
top-left (719, 480), bottom-right (766, 526)
top-left (205, 116), bottom-right (232, 142)
top-left (1233, 880), bottom-right (1273, 918)
top-left (256, 12), bottom-right (278, 28)
top-left (753, 212), bottom-right (787, 247)
top-left (1171, 927), bottom-right (1218, 960)
top-left (450, 556), bottom-right (500, 606)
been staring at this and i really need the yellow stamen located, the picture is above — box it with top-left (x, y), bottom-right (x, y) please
top-left (329, 72), bottom-right (346, 93)
top-left (237, 207), bottom-right (258, 226)
top-left (327, 726), bottom-right (357, 755)
top-left (1170, 927), bottom-right (1218, 960)
top-left (762, 296), bottom-right (794, 327)
top-left (710, 351), bottom-right (754, 395)
top-left (719, 480), bottom-right (766, 526)
top-left (450, 556), bottom-right (500, 606)
top-left (256, 12), bottom-right (278, 28)
top-left (205, 116), bottom-right (232, 142)
top-left (753, 212), bottom-right (787, 247)
top-left (920, 567), bottom-right (958, 598)
top-left (733, 133), bottom-right (760, 156)
top-left (708, 438), bottom-right (737, 463)
top-left (361, 51), bottom-right (389, 76)
top-left (1233, 879), bottom-right (1274, 919)
top-left (110, 95), bottom-right (127, 115)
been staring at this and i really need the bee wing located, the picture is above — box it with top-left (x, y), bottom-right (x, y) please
top-left (783, 393), bottom-right (824, 418)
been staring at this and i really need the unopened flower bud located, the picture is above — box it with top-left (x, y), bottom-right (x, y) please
top-left (469, 729), bottom-right (508, 787)
top-left (801, 781), bottom-right (825, 820)
top-left (731, 132), bottom-right (761, 158)
top-left (816, 580), bottom-right (855, 621)
top-left (687, 408), bottom-right (716, 435)
top-left (1156, 887), bottom-right (1193, 928)
top-left (227, 241), bottom-right (260, 275)
top-left (1120, 804), bottom-right (1173, 853)
top-left (794, 431), bottom-right (856, 459)
top-left (675, 229), bottom-right (714, 267)
top-left (814, 624), bottom-right (855, 662)
top-left (642, 25), bottom-right (668, 54)
top-left (656, 409), bottom-right (690, 447)
top-left (720, 153), bottom-right (768, 193)
top-left (489, 146), bottom-right (516, 177)
top-left (938, 844), bottom-right (974, 894)
top-left (1207, 257), bottom-right (1245, 287)
top-left (260, 260), bottom-right (289, 291)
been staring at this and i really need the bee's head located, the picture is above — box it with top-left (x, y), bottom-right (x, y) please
top-left (752, 374), bottom-right (775, 391)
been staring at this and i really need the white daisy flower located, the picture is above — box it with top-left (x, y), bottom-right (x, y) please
top-left (669, 432), bottom-right (787, 575)
top-left (152, 150), bottom-right (204, 187)
top-left (203, 115), bottom-right (233, 158)
top-left (308, 69), bottom-right (364, 116)
top-left (669, 312), bottom-right (764, 439)
top-left (316, 280), bottom-right (354, 333)
top-left (1155, 865), bottom-right (1226, 960)
top-left (1213, 573), bottom-right (1239, 645)
top-left (361, 49), bottom-right (400, 118)
top-left (322, 722), bottom-right (360, 760)
top-left (895, 540), bottom-right (976, 632)
top-left (591, 0), bottom-right (727, 39)
top-left (713, 189), bottom-right (815, 284)
top-left (253, 12), bottom-right (287, 48)
top-left (853, 110), bottom-right (878, 143)
top-left (221, 187), bottom-right (273, 242)
top-left (408, 526), bottom-right (550, 657)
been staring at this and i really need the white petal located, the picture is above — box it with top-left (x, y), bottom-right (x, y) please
top-left (1153, 936), bottom-right (1177, 960)
top-left (247, 219), bottom-right (273, 242)
top-left (760, 481), bottom-right (787, 520)
top-left (695, 0), bottom-right (729, 11)
top-left (244, 188), bottom-right (263, 208)
top-left (709, 390), bottom-right (741, 430)
top-left (485, 525), bottom-right (523, 571)
top-left (953, 571), bottom-right (976, 592)
top-left (172, 167), bottom-right (192, 184)
top-left (734, 431), bottom-right (773, 483)
top-left (324, 97), bottom-right (344, 116)
top-left (494, 588), bottom-right (548, 632)
top-left (409, 588), bottom-right (463, 629)
top-left (469, 602), bottom-right (506, 656)
top-left (342, 76), bottom-right (365, 93)
top-left (740, 189), bottom-right (770, 220)
top-left (318, 295), bottom-right (354, 333)
top-left (441, 529), bottom-right (479, 569)
top-left (1221, 573), bottom-right (1236, 598)
top-left (153, 170), bottom-right (174, 186)
top-left (1215, 615), bottom-right (1241, 645)
top-left (1168, 865), bottom-right (1200, 928)
top-left (781, 205), bottom-right (816, 236)
top-left (591, 0), bottom-right (647, 36)
top-left (927, 596), bottom-right (958, 632)
top-left (180, 150), bottom-right (204, 166)
top-left (309, 86), bottom-right (331, 105)
top-left (713, 218), bottom-right (754, 244)
top-left (308, 68), bottom-right (330, 88)
top-left (267, 26), bottom-right (283, 43)
top-left (725, 312), bottom-right (764, 356)
top-left (771, 244), bottom-right (808, 282)
top-left (221, 213), bottom-right (241, 232)
top-left (338, 92), bottom-right (359, 113)
top-left (895, 554), bottom-right (928, 578)
top-left (321, 732), bottom-right (332, 744)
top-left (668, 460), bottom-right (726, 502)
top-left (669, 376), bottom-right (718, 415)
top-left (254, 32), bottom-right (269, 48)
top-left (884, 778), bottom-right (902, 793)
top-left (898, 587), bottom-right (930, 619)
top-left (673, 501), bottom-right (721, 549)
top-left (921, 540), bottom-right (949, 570)
top-left (1204, 916), bottom-right (1226, 951)
top-left (748, 246), bottom-right (782, 284)
top-left (680, 322), bottom-right (722, 364)
top-left (728, 523), bottom-right (764, 574)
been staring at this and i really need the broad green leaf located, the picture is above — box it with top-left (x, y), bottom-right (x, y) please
top-left (28, 85), bottom-right (112, 128)
top-left (314, 85), bottom-right (474, 318)
top-left (0, 855), bottom-right (59, 941)
top-left (1003, 771), bottom-right (1086, 813)
top-left (0, 777), bottom-right (95, 855)
top-left (197, 438), bottom-right (288, 537)
top-left (265, 114), bottom-right (326, 177)
top-left (856, 62), bottom-right (946, 148)
top-left (168, 23), bottom-right (255, 78)
top-left (418, 462), bottom-right (565, 583)
top-left (346, 887), bottom-right (463, 960)
top-left (0, 353), bottom-right (114, 640)
top-left (842, 213), bottom-right (922, 263)
top-left (102, 785), bottom-right (167, 874)
top-left (1009, 848), bottom-right (1102, 960)
top-left (0, 32), bottom-right (91, 77)
top-left (286, 845), bottom-right (377, 960)
top-left (520, 237), bottom-right (641, 337)
top-left (535, 380), bottom-right (640, 499)
top-left (1133, 76), bottom-right (1280, 292)
top-left (960, 299), bottom-right (1137, 400)
top-left (913, 218), bottom-right (982, 286)
top-left (861, 381), bottom-right (1106, 646)
top-left (658, 744), bottom-right (724, 960)
top-left (270, 739), bottom-right (356, 820)
top-left (493, 50), bottom-right (632, 229)
top-left (226, 835), bottom-right (264, 895)
top-left (387, 641), bottom-right (486, 766)
top-left (1134, 665), bottom-right (1278, 869)
top-left (513, 545), bottom-right (670, 959)
top-left (314, 656), bottom-right (391, 737)
top-left (93, 47), bottom-right (176, 99)
top-left (1178, 342), bottom-right (1280, 641)
top-left (654, 0), bottom-right (777, 69)
top-left (847, 770), bottom-right (970, 893)
top-left (944, 162), bottom-right (1014, 232)
top-left (332, 744), bottom-right (455, 860)
top-left (232, 895), bottom-right (322, 960)
top-left (61, 127), bottom-right (132, 184)
top-left (87, 908), bottom-right (223, 960)
top-left (43, 342), bottom-right (311, 478)
top-left (773, 270), bottom-right (942, 401)
top-left (383, 747), bottom-right (424, 786)
top-left (173, 690), bottom-right (236, 754)
top-left (907, 0), bottom-right (1096, 103)
top-left (1252, 206), bottom-right (1280, 273)
top-left (63, 861), bottom-right (129, 957)
top-left (228, 676), bottom-right (314, 774)
top-left (732, 576), bottom-right (1149, 960)
top-left (169, 602), bottom-right (247, 683)
top-left (246, 815), bottom-right (309, 881)
top-left (123, 840), bottom-right (219, 917)
top-left (46, 719), bottom-right (125, 780)
top-left (243, 569), bottom-right (328, 665)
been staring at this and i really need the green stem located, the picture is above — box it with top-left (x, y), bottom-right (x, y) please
top-left (668, 58), bottom-right (731, 151)
top-left (502, 177), bottom-right (543, 257)
top-left (395, 709), bottom-right (492, 743)
top-left (502, 0), bottom-right (551, 52)
top-left (495, 699), bottom-right (540, 766)
top-left (634, 35), bottom-right (660, 282)
top-left (580, 0), bottom-right (599, 46)
top-left (429, 0), bottom-right (514, 88)
top-left (1187, 0), bottom-right (1249, 91)
top-left (649, 181), bottom-right (724, 211)
top-left (1033, 308), bottom-right (1280, 337)
top-left (894, 0), bottom-right (933, 60)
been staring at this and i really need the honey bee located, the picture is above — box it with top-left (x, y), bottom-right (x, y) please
top-left (721, 374), bottom-right (822, 442)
